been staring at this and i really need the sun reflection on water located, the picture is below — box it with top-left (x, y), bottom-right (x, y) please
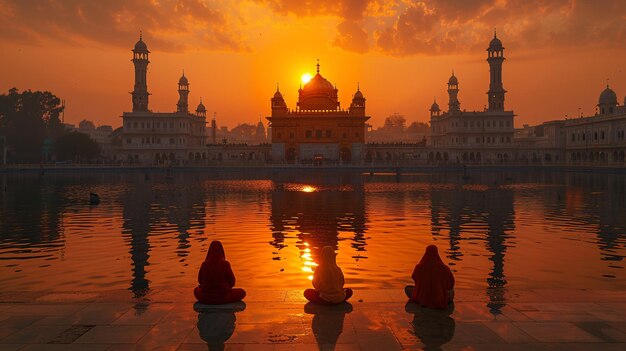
top-left (300, 185), bottom-right (317, 193)
top-left (301, 242), bottom-right (318, 280)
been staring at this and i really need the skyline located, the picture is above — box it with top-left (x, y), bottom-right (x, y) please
top-left (1, 0), bottom-right (625, 128)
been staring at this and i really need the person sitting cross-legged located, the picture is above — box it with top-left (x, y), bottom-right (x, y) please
top-left (194, 240), bottom-right (246, 305)
top-left (405, 244), bottom-right (455, 309)
top-left (304, 246), bottom-right (353, 305)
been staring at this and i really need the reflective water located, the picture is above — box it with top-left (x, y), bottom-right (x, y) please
top-left (1, 171), bottom-right (625, 297)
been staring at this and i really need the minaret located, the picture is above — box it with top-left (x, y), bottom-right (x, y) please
top-left (177, 71), bottom-right (190, 113)
top-left (349, 82), bottom-right (365, 116)
top-left (195, 98), bottom-right (206, 118)
top-left (131, 31), bottom-right (150, 112)
top-left (430, 97), bottom-right (441, 118)
top-left (487, 30), bottom-right (506, 111)
top-left (447, 71), bottom-right (460, 113)
top-left (271, 83), bottom-right (288, 116)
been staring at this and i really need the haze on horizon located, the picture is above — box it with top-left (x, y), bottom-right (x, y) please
top-left (1, 0), bottom-right (625, 129)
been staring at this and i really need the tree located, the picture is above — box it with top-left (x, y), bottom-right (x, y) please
top-left (54, 132), bottom-right (100, 162)
top-left (0, 88), bottom-right (64, 163)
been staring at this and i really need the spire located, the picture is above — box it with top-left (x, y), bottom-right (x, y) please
top-left (494, 28), bottom-right (497, 39)
top-left (607, 78), bottom-right (610, 88)
top-left (276, 82), bottom-right (280, 92)
top-left (182, 69), bottom-right (185, 77)
top-left (434, 96), bottom-right (437, 103)
top-left (357, 82), bottom-right (360, 91)
top-left (316, 59), bottom-right (320, 74)
top-left (139, 30), bottom-right (143, 41)
top-left (213, 111), bottom-right (216, 121)
top-left (452, 68), bottom-right (455, 76)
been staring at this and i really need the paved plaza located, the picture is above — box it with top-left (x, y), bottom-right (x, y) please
top-left (1, 288), bottom-right (625, 351)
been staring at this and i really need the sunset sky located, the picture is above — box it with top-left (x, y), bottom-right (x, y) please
top-left (1, 0), bottom-right (625, 129)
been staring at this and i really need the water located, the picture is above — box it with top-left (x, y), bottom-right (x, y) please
top-left (1, 170), bottom-right (625, 298)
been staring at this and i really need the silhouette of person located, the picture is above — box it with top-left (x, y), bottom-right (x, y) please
top-left (405, 245), bottom-right (454, 309)
top-left (196, 302), bottom-right (246, 351)
top-left (304, 246), bottom-right (353, 304)
top-left (194, 241), bottom-right (246, 304)
top-left (405, 301), bottom-right (455, 351)
top-left (305, 301), bottom-right (353, 351)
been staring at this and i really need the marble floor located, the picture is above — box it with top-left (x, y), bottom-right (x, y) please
top-left (1, 288), bottom-right (626, 351)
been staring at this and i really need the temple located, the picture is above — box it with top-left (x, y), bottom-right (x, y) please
top-left (266, 61), bottom-right (370, 163)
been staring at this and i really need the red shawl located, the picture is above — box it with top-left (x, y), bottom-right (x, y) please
top-left (411, 245), bottom-right (455, 309)
top-left (197, 241), bottom-right (235, 295)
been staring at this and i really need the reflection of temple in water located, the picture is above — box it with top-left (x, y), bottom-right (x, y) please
top-left (430, 174), bottom-right (515, 314)
top-left (269, 173), bottom-right (367, 261)
top-left (121, 174), bottom-right (206, 297)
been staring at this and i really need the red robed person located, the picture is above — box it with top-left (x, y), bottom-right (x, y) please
top-left (405, 245), bottom-right (455, 309)
top-left (194, 241), bottom-right (246, 304)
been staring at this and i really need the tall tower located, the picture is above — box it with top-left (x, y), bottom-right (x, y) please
top-left (177, 71), bottom-right (190, 113)
top-left (447, 71), bottom-right (460, 113)
top-left (131, 32), bottom-right (150, 112)
top-left (487, 30), bottom-right (506, 111)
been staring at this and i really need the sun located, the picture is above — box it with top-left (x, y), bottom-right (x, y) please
top-left (301, 73), bottom-right (312, 84)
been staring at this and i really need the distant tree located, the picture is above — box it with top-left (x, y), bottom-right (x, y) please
top-left (0, 88), bottom-right (64, 162)
top-left (54, 132), bottom-right (100, 162)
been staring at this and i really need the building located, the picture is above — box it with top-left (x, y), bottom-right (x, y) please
top-left (429, 32), bottom-right (515, 164)
top-left (120, 33), bottom-right (207, 165)
top-left (564, 84), bottom-right (626, 165)
top-left (266, 62), bottom-right (370, 163)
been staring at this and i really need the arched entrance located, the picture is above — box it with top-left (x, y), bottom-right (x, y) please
top-left (340, 148), bottom-right (352, 163)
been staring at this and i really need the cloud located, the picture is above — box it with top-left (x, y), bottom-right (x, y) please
top-left (333, 20), bottom-right (369, 53)
top-left (257, 0), bottom-right (626, 56)
top-left (0, 0), bottom-right (248, 52)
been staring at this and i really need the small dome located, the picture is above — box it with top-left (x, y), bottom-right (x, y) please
top-left (273, 90), bottom-right (283, 99)
top-left (430, 100), bottom-right (440, 111)
top-left (354, 89), bottom-right (364, 100)
top-left (448, 74), bottom-right (458, 85)
top-left (179, 74), bottom-right (189, 85)
top-left (134, 34), bottom-right (148, 52)
top-left (488, 37), bottom-right (503, 51)
top-left (599, 86), bottom-right (618, 106)
top-left (196, 101), bottom-right (206, 112)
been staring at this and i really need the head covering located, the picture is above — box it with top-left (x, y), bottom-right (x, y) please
top-left (206, 241), bottom-right (226, 265)
top-left (411, 245), bottom-right (455, 309)
top-left (312, 246), bottom-right (346, 303)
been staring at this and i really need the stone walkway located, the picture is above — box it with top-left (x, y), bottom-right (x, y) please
top-left (1, 288), bottom-right (626, 350)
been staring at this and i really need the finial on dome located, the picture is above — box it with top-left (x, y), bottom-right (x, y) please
top-left (607, 78), bottom-right (610, 88)
top-left (139, 30), bottom-right (143, 41)
top-left (316, 59), bottom-right (320, 74)
top-left (434, 96), bottom-right (437, 103)
top-left (182, 69), bottom-right (185, 77)
top-left (494, 28), bottom-right (497, 38)
top-left (200, 97), bottom-right (203, 103)
top-left (276, 82), bottom-right (280, 92)
top-left (357, 82), bottom-right (360, 91)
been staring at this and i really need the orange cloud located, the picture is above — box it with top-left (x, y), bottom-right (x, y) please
top-left (0, 0), bottom-right (248, 52)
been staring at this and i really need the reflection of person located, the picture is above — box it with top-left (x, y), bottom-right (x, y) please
top-left (194, 241), bottom-right (246, 304)
top-left (405, 245), bottom-right (454, 309)
top-left (304, 246), bottom-right (353, 304)
top-left (405, 302), bottom-right (455, 351)
top-left (305, 302), bottom-right (353, 351)
top-left (196, 302), bottom-right (246, 351)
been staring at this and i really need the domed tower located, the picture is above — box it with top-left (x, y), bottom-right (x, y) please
top-left (598, 83), bottom-right (618, 115)
top-left (447, 71), bottom-right (460, 113)
top-left (297, 61), bottom-right (340, 111)
top-left (177, 71), bottom-right (190, 113)
top-left (349, 83), bottom-right (365, 116)
top-left (271, 84), bottom-right (288, 116)
top-left (195, 98), bottom-right (206, 118)
top-left (430, 97), bottom-right (441, 117)
top-left (131, 31), bottom-right (150, 112)
top-left (487, 30), bottom-right (506, 111)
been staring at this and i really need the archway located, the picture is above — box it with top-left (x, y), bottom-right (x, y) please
top-left (340, 148), bottom-right (352, 163)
